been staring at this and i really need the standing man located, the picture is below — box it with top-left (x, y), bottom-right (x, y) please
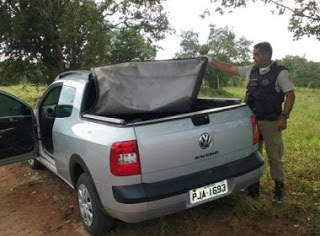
top-left (209, 42), bottom-right (295, 205)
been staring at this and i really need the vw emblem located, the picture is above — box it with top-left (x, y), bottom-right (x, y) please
top-left (199, 133), bottom-right (212, 149)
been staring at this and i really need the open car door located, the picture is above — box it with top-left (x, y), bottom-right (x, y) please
top-left (0, 91), bottom-right (37, 165)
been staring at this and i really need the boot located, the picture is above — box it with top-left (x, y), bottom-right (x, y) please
top-left (273, 181), bottom-right (284, 205)
top-left (247, 181), bottom-right (260, 199)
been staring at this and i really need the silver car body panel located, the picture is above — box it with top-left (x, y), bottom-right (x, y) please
top-left (134, 105), bottom-right (256, 183)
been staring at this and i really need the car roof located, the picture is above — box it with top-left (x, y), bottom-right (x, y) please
top-left (54, 70), bottom-right (91, 83)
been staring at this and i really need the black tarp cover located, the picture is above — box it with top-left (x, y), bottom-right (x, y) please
top-left (90, 58), bottom-right (208, 116)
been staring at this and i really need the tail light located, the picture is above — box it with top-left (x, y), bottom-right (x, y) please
top-left (251, 115), bottom-right (260, 145)
top-left (110, 140), bottom-right (141, 176)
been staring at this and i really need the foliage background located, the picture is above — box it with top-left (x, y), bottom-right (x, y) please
top-left (0, 0), bottom-right (170, 85)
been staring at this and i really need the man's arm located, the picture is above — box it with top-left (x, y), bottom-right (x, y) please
top-left (210, 58), bottom-right (240, 76)
top-left (283, 90), bottom-right (295, 116)
top-left (278, 90), bottom-right (295, 131)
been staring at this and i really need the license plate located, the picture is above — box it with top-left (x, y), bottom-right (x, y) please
top-left (189, 180), bottom-right (228, 204)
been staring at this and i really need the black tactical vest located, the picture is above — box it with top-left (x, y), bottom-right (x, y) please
top-left (245, 62), bottom-right (286, 120)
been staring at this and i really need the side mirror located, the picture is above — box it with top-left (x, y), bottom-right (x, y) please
top-left (46, 107), bottom-right (56, 117)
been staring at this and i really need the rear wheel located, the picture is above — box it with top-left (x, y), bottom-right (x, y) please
top-left (76, 173), bottom-right (114, 235)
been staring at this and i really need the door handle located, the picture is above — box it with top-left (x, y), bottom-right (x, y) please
top-left (9, 117), bottom-right (20, 122)
top-left (191, 114), bottom-right (210, 126)
top-left (0, 127), bottom-right (16, 134)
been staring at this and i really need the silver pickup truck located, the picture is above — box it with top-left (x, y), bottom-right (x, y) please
top-left (0, 58), bottom-right (263, 235)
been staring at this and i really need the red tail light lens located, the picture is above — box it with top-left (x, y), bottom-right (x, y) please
top-left (251, 115), bottom-right (260, 145)
top-left (110, 140), bottom-right (141, 176)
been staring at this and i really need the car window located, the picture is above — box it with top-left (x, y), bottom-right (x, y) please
top-left (42, 86), bottom-right (62, 107)
top-left (56, 86), bottom-right (76, 118)
top-left (0, 94), bottom-right (31, 117)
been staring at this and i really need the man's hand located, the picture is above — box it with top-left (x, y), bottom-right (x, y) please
top-left (277, 117), bottom-right (287, 131)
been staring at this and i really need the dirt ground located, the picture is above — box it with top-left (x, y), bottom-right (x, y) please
top-left (0, 162), bottom-right (306, 236)
top-left (0, 162), bottom-right (86, 236)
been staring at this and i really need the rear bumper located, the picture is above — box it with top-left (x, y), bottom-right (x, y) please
top-left (106, 157), bottom-right (263, 223)
top-left (113, 151), bottom-right (264, 204)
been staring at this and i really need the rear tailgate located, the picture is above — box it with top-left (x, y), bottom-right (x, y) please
top-left (133, 104), bottom-right (257, 183)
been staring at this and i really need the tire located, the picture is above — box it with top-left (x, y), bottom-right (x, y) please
top-left (76, 173), bottom-right (114, 235)
top-left (27, 158), bottom-right (44, 170)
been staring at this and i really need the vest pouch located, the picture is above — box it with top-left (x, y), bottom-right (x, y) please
top-left (247, 78), bottom-right (258, 88)
top-left (245, 91), bottom-right (257, 111)
top-left (246, 78), bottom-right (258, 109)
top-left (255, 93), bottom-right (282, 120)
top-left (255, 93), bottom-right (276, 119)
top-left (269, 92), bottom-right (283, 116)
top-left (245, 91), bottom-right (251, 103)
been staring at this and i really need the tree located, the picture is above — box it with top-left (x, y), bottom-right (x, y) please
top-left (210, 0), bottom-right (320, 40)
top-left (0, 0), bottom-right (170, 84)
top-left (176, 25), bottom-right (252, 88)
top-left (278, 56), bottom-right (320, 88)
top-left (175, 31), bottom-right (200, 58)
top-left (108, 29), bottom-right (156, 64)
top-left (176, 25), bottom-right (252, 61)
top-left (0, 59), bottom-right (45, 85)
top-left (206, 25), bottom-right (252, 63)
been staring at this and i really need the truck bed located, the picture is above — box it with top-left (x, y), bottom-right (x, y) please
top-left (84, 97), bottom-right (243, 124)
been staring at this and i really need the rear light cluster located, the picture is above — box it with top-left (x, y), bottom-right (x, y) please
top-left (251, 115), bottom-right (260, 145)
top-left (110, 140), bottom-right (141, 176)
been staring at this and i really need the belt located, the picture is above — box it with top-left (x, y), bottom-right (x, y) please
top-left (255, 114), bottom-right (279, 121)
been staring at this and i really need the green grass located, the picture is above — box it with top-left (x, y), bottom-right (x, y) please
top-left (1, 84), bottom-right (320, 235)
top-left (0, 84), bottom-right (46, 108)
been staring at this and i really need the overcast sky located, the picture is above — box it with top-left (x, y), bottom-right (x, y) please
top-left (156, 0), bottom-right (320, 62)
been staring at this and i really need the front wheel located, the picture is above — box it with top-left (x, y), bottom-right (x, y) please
top-left (76, 173), bottom-right (114, 235)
